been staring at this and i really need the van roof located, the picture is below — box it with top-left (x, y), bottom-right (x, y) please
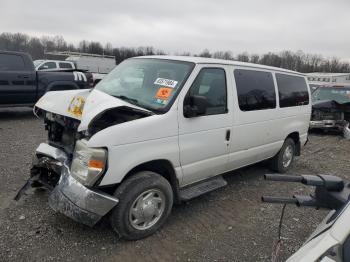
top-left (135, 55), bottom-right (305, 76)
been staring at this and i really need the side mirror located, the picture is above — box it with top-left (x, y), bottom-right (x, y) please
top-left (184, 95), bottom-right (208, 118)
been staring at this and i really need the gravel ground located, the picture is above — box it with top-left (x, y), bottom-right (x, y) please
top-left (1, 107), bottom-right (350, 262)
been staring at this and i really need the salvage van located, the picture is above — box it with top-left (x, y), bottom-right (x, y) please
top-left (17, 56), bottom-right (311, 240)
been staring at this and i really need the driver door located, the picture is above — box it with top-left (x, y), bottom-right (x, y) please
top-left (177, 66), bottom-right (233, 186)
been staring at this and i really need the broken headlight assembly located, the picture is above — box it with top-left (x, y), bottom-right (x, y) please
top-left (70, 140), bottom-right (107, 186)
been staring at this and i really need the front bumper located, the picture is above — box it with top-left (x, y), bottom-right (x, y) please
top-left (36, 143), bottom-right (119, 226)
top-left (310, 120), bottom-right (344, 130)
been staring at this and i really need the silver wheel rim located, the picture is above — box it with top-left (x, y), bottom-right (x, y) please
top-left (282, 145), bottom-right (293, 168)
top-left (129, 189), bottom-right (166, 230)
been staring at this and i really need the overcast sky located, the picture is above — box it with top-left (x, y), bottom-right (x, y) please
top-left (1, 0), bottom-right (350, 60)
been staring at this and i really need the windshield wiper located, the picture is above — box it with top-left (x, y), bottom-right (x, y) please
top-left (114, 95), bottom-right (139, 105)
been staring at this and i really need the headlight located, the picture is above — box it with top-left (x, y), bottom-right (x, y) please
top-left (70, 140), bottom-right (107, 186)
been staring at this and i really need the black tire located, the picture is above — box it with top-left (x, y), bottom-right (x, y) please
top-left (269, 138), bottom-right (296, 173)
top-left (110, 171), bottom-right (173, 240)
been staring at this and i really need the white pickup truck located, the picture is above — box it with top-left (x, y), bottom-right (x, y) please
top-left (34, 54), bottom-right (116, 85)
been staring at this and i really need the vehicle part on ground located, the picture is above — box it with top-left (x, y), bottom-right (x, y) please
top-left (109, 171), bottom-right (173, 240)
top-left (262, 173), bottom-right (350, 262)
top-left (262, 174), bottom-right (347, 209)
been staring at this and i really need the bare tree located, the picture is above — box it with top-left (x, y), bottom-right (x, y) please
top-left (0, 32), bottom-right (349, 73)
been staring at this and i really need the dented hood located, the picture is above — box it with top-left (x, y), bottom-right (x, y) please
top-left (35, 89), bottom-right (151, 131)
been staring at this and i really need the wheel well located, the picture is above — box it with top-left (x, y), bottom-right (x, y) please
top-left (123, 160), bottom-right (181, 203)
top-left (286, 132), bottom-right (301, 156)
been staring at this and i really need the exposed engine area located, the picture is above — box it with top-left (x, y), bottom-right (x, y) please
top-left (44, 111), bottom-right (81, 155)
top-left (87, 106), bottom-right (152, 137)
top-left (36, 106), bottom-right (152, 155)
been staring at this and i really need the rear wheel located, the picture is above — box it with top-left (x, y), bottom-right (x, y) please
top-left (109, 171), bottom-right (173, 240)
top-left (270, 138), bottom-right (296, 173)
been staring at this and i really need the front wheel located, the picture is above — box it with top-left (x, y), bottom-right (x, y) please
top-left (109, 171), bottom-right (173, 240)
top-left (269, 138), bottom-right (296, 173)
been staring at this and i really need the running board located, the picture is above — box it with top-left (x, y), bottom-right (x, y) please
top-left (179, 176), bottom-right (227, 201)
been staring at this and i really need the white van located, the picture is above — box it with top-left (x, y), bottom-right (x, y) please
top-left (26, 56), bottom-right (311, 240)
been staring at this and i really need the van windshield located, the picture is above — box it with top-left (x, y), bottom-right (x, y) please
top-left (95, 58), bottom-right (194, 113)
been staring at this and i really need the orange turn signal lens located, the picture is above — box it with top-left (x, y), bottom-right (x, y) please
top-left (88, 159), bottom-right (104, 169)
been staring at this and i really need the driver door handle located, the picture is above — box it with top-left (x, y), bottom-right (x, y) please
top-left (225, 129), bottom-right (231, 141)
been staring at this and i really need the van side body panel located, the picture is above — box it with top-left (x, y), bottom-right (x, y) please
top-left (88, 108), bottom-right (182, 186)
top-left (89, 62), bottom-right (311, 189)
top-left (176, 65), bottom-right (234, 186)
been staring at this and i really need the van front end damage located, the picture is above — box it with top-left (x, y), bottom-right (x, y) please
top-left (49, 164), bottom-right (119, 227)
top-left (16, 143), bottom-right (119, 227)
top-left (15, 89), bottom-right (153, 228)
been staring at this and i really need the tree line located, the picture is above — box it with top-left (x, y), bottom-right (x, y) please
top-left (0, 32), bottom-right (349, 73)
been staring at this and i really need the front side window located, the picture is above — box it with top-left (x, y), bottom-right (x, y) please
top-left (0, 54), bottom-right (25, 71)
top-left (96, 58), bottom-right (194, 113)
top-left (276, 73), bottom-right (309, 107)
top-left (234, 69), bottom-right (276, 111)
top-left (39, 62), bottom-right (57, 70)
top-left (185, 68), bottom-right (227, 116)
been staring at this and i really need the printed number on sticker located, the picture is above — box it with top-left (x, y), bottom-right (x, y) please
top-left (154, 78), bottom-right (178, 88)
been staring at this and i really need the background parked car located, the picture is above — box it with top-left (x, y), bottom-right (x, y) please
top-left (310, 85), bottom-right (350, 135)
top-left (0, 51), bottom-right (93, 107)
top-left (34, 60), bottom-right (75, 71)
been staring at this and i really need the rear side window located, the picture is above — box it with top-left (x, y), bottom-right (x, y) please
top-left (0, 54), bottom-right (25, 71)
top-left (59, 62), bottom-right (73, 69)
top-left (276, 74), bottom-right (309, 107)
top-left (234, 69), bottom-right (276, 111)
top-left (187, 68), bottom-right (227, 115)
top-left (39, 62), bottom-right (57, 70)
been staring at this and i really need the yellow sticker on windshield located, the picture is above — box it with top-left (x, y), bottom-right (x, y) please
top-left (155, 87), bottom-right (172, 100)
